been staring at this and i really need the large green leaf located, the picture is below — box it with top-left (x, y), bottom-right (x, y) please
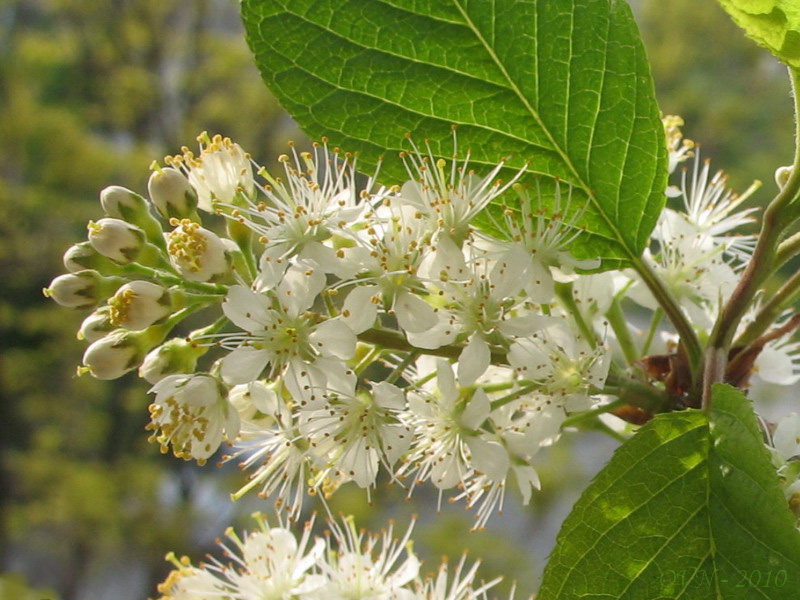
top-left (539, 384), bottom-right (800, 599)
top-left (241, 0), bottom-right (667, 267)
top-left (717, 1), bottom-right (800, 68)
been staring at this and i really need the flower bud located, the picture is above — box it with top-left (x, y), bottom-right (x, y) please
top-left (166, 218), bottom-right (230, 282)
top-left (139, 337), bottom-right (204, 384)
top-left (63, 242), bottom-right (124, 274)
top-left (108, 281), bottom-right (172, 330)
top-left (81, 329), bottom-right (144, 379)
top-left (81, 321), bottom-right (169, 380)
top-left (100, 185), bottom-right (165, 246)
top-left (776, 165), bottom-right (793, 189)
top-left (147, 167), bottom-right (198, 219)
top-left (100, 186), bottom-right (148, 219)
top-left (43, 270), bottom-right (124, 308)
top-left (78, 306), bottom-right (115, 341)
top-left (87, 218), bottom-right (146, 264)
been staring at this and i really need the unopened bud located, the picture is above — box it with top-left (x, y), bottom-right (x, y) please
top-left (63, 242), bottom-right (124, 274)
top-left (776, 166), bottom-right (793, 189)
top-left (100, 186), bottom-right (147, 219)
top-left (43, 270), bottom-right (124, 308)
top-left (81, 330), bottom-right (140, 379)
top-left (148, 167), bottom-right (198, 219)
top-left (81, 323), bottom-right (168, 380)
top-left (139, 337), bottom-right (204, 384)
top-left (87, 218), bottom-right (146, 264)
top-left (166, 219), bottom-right (230, 282)
top-left (108, 281), bottom-right (172, 330)
top-left (78, 306), bottom-right (115, 341)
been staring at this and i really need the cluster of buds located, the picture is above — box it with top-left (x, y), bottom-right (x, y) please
top-left (46, 124), bottom-right (794, 527)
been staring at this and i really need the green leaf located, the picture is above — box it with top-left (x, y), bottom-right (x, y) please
top-left (717, 0), bottom-right (800, 68)
top-left (539, 384), bottom-right (800, 599)
top-left (241, 0), bottom-right (666, 267)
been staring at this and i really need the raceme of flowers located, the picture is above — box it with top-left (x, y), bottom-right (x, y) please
top-left (156, 514), bottom-right (504, 600)
top-left (44, 123), bottom-right (800, 527)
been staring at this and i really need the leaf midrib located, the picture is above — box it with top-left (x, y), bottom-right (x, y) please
top-left (450, 0), bottom-right (639, 260)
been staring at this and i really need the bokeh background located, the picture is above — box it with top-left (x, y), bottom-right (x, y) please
top-left (0, 1), bottom-right (795, 598)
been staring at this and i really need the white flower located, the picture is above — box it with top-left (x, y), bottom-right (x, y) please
top-left (229, 412), bottom-right (314, 518)
top-left (228, 380), bottom-right (280, 422)
top-left (417, 554), bottom-right (501, 600)
top-left (44, 270), bottom-right (119, 309)
top-left (218, 262), bottom-right (356, 400)
top-left (167, 132), bottom-right (254, 211)
top-left (300, 380), bottom-right (411, 489)
top-left (424, 253), bottom-right (550, 385)
top-left (108, 280), bottom-right (172, 330)
top-left (399, 133), bottom-right (525, 242)
top-left (508, 324), bottom-right (610, 412)
top-left (340, 199), bottom-right (438, 335)
top-left (155, 563), bottom-right (228, 600)
top-left (166, 218), bottom-right (230, 282)
top-left (673, 150), bottom-right (759, 261)
top-left (211, 518), bottom-right (327, 599)
top-left (398, 361), bottom-right (512, 527)
top-left (146, 374), bottom-right (240, 463)
top-left (314, 517), bottom-right (420, 600)
top-left (500, 182), bottom-right (598, 304)
top-left (231, 142), bottom-right (370, 271)
top-left (628, 210), bottom-right (739, 330)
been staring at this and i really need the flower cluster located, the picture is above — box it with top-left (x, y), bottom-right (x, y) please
top-left (156, 515), bottom-right (503, 600)
top-left (46, 122), bottom-right (796, 527)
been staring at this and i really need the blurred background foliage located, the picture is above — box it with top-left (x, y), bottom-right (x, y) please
top-left (0, 0), bottom-right (794, 598)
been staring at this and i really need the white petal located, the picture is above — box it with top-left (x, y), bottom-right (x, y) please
top-left (339, 438), bottom-right (379, 488)
top-left (341, 285), bottom-right (379, 334)
top-left (222, 285), bottom-right (272, 332)
top-left (461, 388), bottom-right (490, 430)
top-left (221, 346), bottom-right (269, 384)
top-left (490, 251), bottom-right (527, 298)
top-left (183, 375), bottom-right (219, 407)
top-left (756, 346), bottom-right (800, 386)
top-left (278, 261), bottom-right (325, 315)
top-left (497, 314), bottom-right (552, 338)
top-left (309, 318), bottom-right (356, 359)
top-left (284, 359), bottom-right (328, 407)
top-left (436, 360), bottom-right (458, 406)
top-left (248, 382), bottom-right (280, 416)
top-left (380, 423), bottom-right (412, 463)
top-left (466, 436), bottom-right (509, 480)
top-left (406, 312), bottom-right (458, 349)
top-left (431, 454), bottom-right (462, 489)
top-left (513, 465), bottom-right (541, 504)
top-left (254, 246), bottom-right (290, 291)
top-left (373, 381), bottom-right (405, 410)
top-left (458, 335), bottom-right (490, 387)
top-left (773, 413), bottom-right (800, 460)
top-left (394, 290), bottom-right (437, 333)
top-left (524, 260), bottom-right (555, 304)
top-left (224, 402), bottom-right (241, 440)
